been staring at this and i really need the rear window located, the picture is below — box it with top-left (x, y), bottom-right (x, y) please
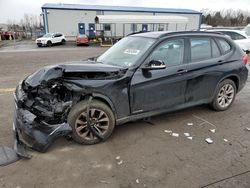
top-left (217, 38), bottom-right (231, 54)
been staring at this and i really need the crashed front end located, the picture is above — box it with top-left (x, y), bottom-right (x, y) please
top-left (13, 66), bottom-right (74, 157)
top-left (13, 63), bottom-right (127, 157)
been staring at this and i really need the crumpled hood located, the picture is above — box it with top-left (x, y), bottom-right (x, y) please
top-left (24, 61), bottom-right (127, 87)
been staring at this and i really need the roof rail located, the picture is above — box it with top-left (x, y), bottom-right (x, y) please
top-left (159, 30), bottom-right (225, 38)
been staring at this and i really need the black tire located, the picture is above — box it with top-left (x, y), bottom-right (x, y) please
top-left (47, 41), bottom-right (52, 47)
top-left (37, 44), bottom-right (42, 47)
top-left (68, 99), bottom-right (115, 145)
top-left (210, 79), bottom-right (236, 111)
top-left (61, 39), bottom-right (66, 45)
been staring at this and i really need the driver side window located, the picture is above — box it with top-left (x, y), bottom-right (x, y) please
top-left (149, 39), bottom-right (184, 67)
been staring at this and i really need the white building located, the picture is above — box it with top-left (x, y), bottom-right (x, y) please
top-left (41, 3), bottom-right (202, 38)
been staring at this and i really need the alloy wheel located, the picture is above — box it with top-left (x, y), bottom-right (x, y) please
top-left (217, 84), bottom-right (235, 108)
top-left (75, 108), bottom-right (110, 140)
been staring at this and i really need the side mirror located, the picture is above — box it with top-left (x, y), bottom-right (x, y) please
top-left (142, 60), bottom-right (166, 70)
top-left (245, 50), bottom-right (250, 55)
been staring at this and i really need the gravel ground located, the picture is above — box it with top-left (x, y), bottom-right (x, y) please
top-left (0, 43), bottom-right (249, 188)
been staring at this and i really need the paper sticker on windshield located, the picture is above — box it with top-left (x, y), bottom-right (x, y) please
top-left (124, 49), bottom-right (140, 55)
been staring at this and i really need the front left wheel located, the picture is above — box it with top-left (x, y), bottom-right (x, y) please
top-left (68, 100), bottom-right (115, 145)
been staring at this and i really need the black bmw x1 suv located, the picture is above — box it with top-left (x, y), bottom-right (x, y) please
top-left (14, 31), bottom-right (248, 156)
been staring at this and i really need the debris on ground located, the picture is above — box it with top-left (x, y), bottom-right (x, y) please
top-left (187, 137), bottom-right (193, 140)
top-left (172, 133), bottom-right (179, 137)
top-left (205, 138), bottom-right (213, 144)
top-left (0, 146), bottom-right (19, 166)
top-left (245, 127), bottom-right (250, 131)
top-left (99, 180), bottom-right (110, 184)
top-left (193, 115), bottom-right (217, 129)
top-left (223, 139), bottom-right (229, 142)
top-left (164, 130), bottom-right (172, 133)
top-left (187, 123), bottom-right (193, 126)
top-left (209, 129), bottom-right (216, 133)
top-left (115, 156), bottom-right (121, 160)
top-left (136, 179), bottom-right (140, 184)
top-left (117, 160), bottom-right (123, 165)
top-left (184, 133), bottom-right (190, 137)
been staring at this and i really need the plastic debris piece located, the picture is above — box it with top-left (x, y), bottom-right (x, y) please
top-left (210, 129), bottom-right (216, 133)
top-left (223, 139), bottom-right (228, 142)
top-left (184, 133), bottom-right (190, 137)
top-left (115, 156), bottom-right (121, 160)
top-left (100, 180), bottom-right (110, 184)
top-left (117, 160), bottom-right (123, 165)
top-left (205, 138), bottom-right (213, 144)
top-left (187, 137), bottom-right (193, 140)
top-left (172, 133), bottom-right (179, 137)
top-left (245, 127), bottom-right (250, 131)
top-left (187, 123), bottom-right (193, 126)
top-left (136, 179), bottom-right (140, 184)
top-left (164, 130), bottom-right (172, 133)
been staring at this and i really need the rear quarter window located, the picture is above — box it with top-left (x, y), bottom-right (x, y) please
top-left (217, 38), bottom-right (231, 54)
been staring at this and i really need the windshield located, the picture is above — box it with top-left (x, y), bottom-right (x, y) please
top-left (97, 36), bottom-right (155, 67)
top-left (43, 33), bottom-right (53, 38)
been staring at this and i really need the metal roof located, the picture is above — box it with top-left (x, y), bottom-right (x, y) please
top-left (42, 3), bottom-right (201, 14)
top-left (95, 15), bottom-right (189, 24)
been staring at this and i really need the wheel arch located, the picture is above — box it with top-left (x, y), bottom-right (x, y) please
top-left (220, 74), bottom-right (240, 92)
top-left (79, 93), bottom-right (117, 119)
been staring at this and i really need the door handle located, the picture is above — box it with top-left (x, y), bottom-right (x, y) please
top-left (177, 69), bottom-right (188, 74)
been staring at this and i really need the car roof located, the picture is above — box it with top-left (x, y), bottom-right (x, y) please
top-left (209, 29), bottom-right (248, 36)
top-left (130, 31), bottom-right (225, 39)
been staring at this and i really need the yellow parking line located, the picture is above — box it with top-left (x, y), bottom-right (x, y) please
top-left (0, 88), bottom-right (15, 93)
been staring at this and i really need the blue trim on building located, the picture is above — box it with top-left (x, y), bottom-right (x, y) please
top-left (42, 3), bottom-right (201, 15)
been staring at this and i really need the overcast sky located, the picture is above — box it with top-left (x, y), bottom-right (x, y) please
top-left (0, 0), bottom-right (249, 23)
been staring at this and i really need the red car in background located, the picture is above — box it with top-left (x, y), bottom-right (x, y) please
top-left (76, 34), bottom-right (89, 46)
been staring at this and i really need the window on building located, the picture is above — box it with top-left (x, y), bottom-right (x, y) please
top-left (104, 24), bottom-right (111, 31)
top-left (131, 24), bottom-right (137, 32)
top-left (158, 24), bottom-right (164, 31)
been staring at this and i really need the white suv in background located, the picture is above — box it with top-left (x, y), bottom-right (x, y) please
top-left (210, 30), bottom-right (250, 52)
top-left (36, 33), bottom-right (66, 47)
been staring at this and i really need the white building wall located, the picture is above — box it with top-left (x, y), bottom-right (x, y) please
top-left (47, 9), bottom-right (97, 36)
top-left (46, 9), bottom-right (200, 37)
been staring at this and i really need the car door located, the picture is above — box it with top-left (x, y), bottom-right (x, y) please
top-left (184, 37), bottom-right (226, 103)
top-left (130, 38), bottom-right (188, 114)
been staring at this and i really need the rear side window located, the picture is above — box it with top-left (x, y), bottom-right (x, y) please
top-left (217, 38), bottom-right (231, 54)
top-left (226, 31), bottom-right (246, 40)
top-left (211, 39), bottom-right (220, 58)
top-left (190, 38), bottom-right (211, 62)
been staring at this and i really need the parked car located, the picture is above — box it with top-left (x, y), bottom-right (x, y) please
top-left (36, 33), bottom-right (66, 47)
top-left (76, 34), bottom-right (89, 46)
top-left (14, 31), bottom-right (248, 157)
top-left (243, 24), bottom-right (250, 37)
top-left (210, 29), bottom-right (250, 52)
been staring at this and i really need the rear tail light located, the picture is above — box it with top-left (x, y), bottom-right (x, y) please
top-left (242, 54), bottom-right (248, 65)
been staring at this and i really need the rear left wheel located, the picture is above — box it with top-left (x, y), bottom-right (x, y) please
top-left (210, 79), bottom-right (236, 111)
top-left (68, 100), bottom-right (115, 145)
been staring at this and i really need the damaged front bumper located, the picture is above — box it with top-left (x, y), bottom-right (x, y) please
top-left (13, 82), bottom-right (72, 157)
